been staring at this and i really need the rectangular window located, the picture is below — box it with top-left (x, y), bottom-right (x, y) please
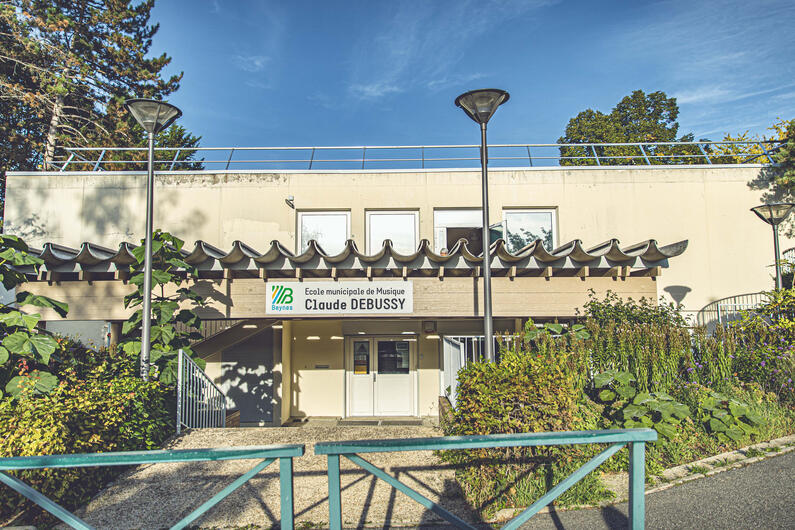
top-left (433, 209), bottom-right (481, 254)
top-left (502, 209), bottom-right (557, 252)
top-left (366, 210), bottom-right (419, 254)
top-left (298, 211), bottom-right (350, 255)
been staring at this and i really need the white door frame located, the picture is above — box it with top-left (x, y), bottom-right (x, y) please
top-left (345, 335), bottom-right (418, 417)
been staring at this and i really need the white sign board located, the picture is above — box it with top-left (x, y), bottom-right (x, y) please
top-left (266, 281), bottom-right (413, 315)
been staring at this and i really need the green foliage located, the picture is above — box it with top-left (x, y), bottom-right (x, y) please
top-left (593, 370), bottom-right (690, 440)
top-left (558, 90), bottom-right (703, 166)
top-left (580, 289), bottom-right (685, 326)
top-left (0, 356), bottom-right (173, 521)
top-left (441, 347), bottom-right (612, 513)
top-left (0, 235), bottom-right (69, 398)
top-left (729, 289), bottom-right (795, 404)
top-left (119, 230), bottom-right (206, 383)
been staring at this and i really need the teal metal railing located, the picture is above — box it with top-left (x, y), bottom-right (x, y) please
top-left (0, 444), bottom-right (305, 530)
top-left (315, 428), bottom-right (657, 530)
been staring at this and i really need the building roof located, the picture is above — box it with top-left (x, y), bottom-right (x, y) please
top-left (26, 237), bottom-right (687, 281)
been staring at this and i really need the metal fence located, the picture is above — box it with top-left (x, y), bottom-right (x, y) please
top-left (442, 334), bottom-right (518, 406)
top-left (316, 428), bottom-right (657, 529)
top-left (45, 140), bottom-right (780, 172)
top-left (696, 292), bottom-right (766, 332)
top-left (176, 349), bottom-right (227, 433)
top-left (0, 444), bottom-right (304, 529)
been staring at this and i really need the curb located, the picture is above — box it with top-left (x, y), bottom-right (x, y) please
top-left (487, 433), bottom-right (795, 523)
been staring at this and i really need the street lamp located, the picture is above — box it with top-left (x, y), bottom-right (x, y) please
top-left (125, 99), bottom-right (182, 380)
top-left (455, 88), bottom-right (510, 362)
top-left (751, 202), bottom-right (795, 290)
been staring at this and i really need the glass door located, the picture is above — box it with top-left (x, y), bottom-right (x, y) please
top-left (374, 338), bottom-right (414, 416)
top-left (348, 339), bottom-right (374, 416)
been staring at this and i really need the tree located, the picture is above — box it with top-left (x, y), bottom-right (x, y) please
top-left (0, 1), bottom-right (202, 177)
top-left (119, 230), bottom-right (206, 384)
top-left (745, 119), bottom-right (795, 234)
top-left (558, 90), bottom-right (701, 165)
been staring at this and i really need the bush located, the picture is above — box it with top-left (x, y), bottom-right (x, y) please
top-left (0, 356), bottom-right (174, 523)
top-left (730, 289), bottom-right (795, 404)
top-left (580, 289), bottom-right (685, 327)
top-left (441, 348), bottom-right (612, 514)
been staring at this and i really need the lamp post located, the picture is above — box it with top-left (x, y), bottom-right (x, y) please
top-left (455, 89), bottom-right (510, 362)
top-left (751, 202), bottom-right (795, 290)
top-left (124, 99), bottom-right (182, 380)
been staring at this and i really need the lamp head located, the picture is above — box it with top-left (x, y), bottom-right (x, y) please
top-left (125, 98), bottom-right (182, 134)
top-left (751, 203), bottom-right (795, 226)
top-left (455, 89), bottom-right (510, 125)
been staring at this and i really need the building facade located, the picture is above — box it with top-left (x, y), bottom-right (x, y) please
top-left (4, 161), bottom-right (787, 424)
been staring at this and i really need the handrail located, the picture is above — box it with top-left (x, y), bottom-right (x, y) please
top-left (696, 291), bottom-right (766, 330)
top-left (315, 428), bottom-right (657, 529)
top-left (42, 140), bottom-right (781, 172)
top-left (0, 444), bottom-right (305, 529)
top-left (177, 348), bottom-right (227, 433)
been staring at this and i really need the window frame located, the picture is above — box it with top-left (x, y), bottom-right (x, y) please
top-left (296, 210), bottom-right (351, 255)
top-left (365, 209), bottom-right (420, 255)
top-left (501, 208), bottom-right (558, 251)
top-left (432, 208), bottom-right (483, 253)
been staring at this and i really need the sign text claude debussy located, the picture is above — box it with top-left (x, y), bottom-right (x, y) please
top-left (266, 281), bottom-right (413, 315)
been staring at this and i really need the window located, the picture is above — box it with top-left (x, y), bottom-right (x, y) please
top-left (366, 211), bottom-right (419, 254)
top-left (298, 211), bottom-right (350, 255)
top-left (502, 209), bottom-right (557, 252)
top-left (433, 209), bottom-right (501, 255)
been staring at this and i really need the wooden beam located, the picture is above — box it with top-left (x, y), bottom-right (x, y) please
top-left (259, 268), bottom-right (268, 280)
top-left (331, 267), bottom-right (337, 280)
top-left (296, 268), bottom-right (302, 280)
top-left (438, 266), bottom-right (444, 280)
top-left (509, 266), bottom-right (517, 280)
top-left (621, 266), bottom-right (630, 279)
top-left (402, 266), bottom-right (408, 280)
top-left (543, 267), bottom-right (553, 281)
top-left (576, 266), bottom-right (589, 280)
top-left (366, 266), bottom-right (372, 279)
top-left (223, 268), bottom-right (232, 280)
top-left (474, 266), bottom-right (481, 278)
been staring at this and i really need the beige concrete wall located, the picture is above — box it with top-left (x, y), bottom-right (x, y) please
top-left (6, 165), bottom-right (790, 317)
top-left (289, 320), bottom-right (344, 417)
top-left (21, 276), bottom-right (657, 321)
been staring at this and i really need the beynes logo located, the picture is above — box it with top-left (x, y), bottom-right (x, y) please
top-left (270, 285), bottom-right (293, 311)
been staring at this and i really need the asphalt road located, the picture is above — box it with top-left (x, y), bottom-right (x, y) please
top-left (520, 450), bottom-right (795, 530)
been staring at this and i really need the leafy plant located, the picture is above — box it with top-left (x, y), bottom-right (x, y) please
top-left (696, 392), bottom-right (764, 444)
top-left (0, 234), bottom-right (68, 398)
top-left (593, 370), bottom-right (690, 440)
top-left (524, 320), bottom-right (591, 341)
top-left (119, 230), bottom-right (206, 384)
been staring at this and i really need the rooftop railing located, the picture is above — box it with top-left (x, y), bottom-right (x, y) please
top-left (44, 140), bottom-right (781, 172)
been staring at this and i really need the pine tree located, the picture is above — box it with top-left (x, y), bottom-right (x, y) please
top-left (0, 0), bottom-right (200, 175)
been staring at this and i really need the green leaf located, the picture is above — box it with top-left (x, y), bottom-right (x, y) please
top-left (544, 323), bottom-right (563, 334)
top-left (729, 402), bottom-right (748, 417)
top-left (633, 392), bottom-right (654, 405)
top-left (0, 310), bottom-right (40, 330)
top-left (709, 418), bottom-right (728, 432)
top-left (614, 371), bottom-right (636, 386)
top-left (5, 370), bottom-right (58, 397)
top-left (0, 346), bottom-right (8, 365)
top-left (122, 341), bottom-right (142, 355)
top-left (639, 415), bottom-right (654, 428)
top-left (655, 423), bottom-right (677, 439)
top-left (655, 391), bottom-right (674, 401)
top-left (615, 385), bottom-right (636, 399)
top-left (744, 411), bottom-right (765, 426)
top-left (622, 404), bottom-right (645, 419)
top-left (151, 269), bottom-right (172, 286)
top-left (15, 292), bottom-right (69, 317)
top-left (593, 371), bottom-right (616, 388)
top-left (28, 335), bottom-right (58, 364)
top-left (598, 389), bottom-right (616, 402)
top-left (3, 332), bottom-right (34, 356)
top-left (0, 247), bottom-right (43, 266)
top-left (725, 426), bottom-right (744, 442)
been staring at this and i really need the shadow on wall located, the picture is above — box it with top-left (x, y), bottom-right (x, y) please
top-left (749, 165), bottom-right (795, 236)
top-left (217, 328), bottom-right (275, 424)
top-left (663, 285), bottom-right (692, 305)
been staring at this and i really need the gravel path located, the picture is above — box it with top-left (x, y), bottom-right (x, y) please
top-left (77, 425), bottom-right (479, 529)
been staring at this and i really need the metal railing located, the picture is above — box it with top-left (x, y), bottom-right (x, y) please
top-left (46, 140), bottom-right (780, 172)
top-left (315, 428), bottom-right (657, 529)
top-left (0, 444), bottom-right (305, 529)
top-left (696, 292), bottom-right (766, 332)
top-left (174, 318), bottom-right (250, 343)
top-left (177, 349), bottom-right (227, 433)
top-left (443, 334), bottom-right (517, 406)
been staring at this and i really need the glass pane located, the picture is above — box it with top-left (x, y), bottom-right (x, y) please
top-left (368, 212), bottom-right (417, 254)
top-left (300, 212), bottom-right (348, 254)
top-left (353, 341), bottom-right (370, 375)
top-left (433, 209), bottom-right (482, 253)
top-left (504, 211), bottom-right (554, 251)
top-left (377, 341), bottom-right (410, 374)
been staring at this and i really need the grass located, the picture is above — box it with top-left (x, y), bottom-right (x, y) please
top-left (686, 464), bottom-right (710, 475)
top-left (744, 447), bottom-right (766, 458)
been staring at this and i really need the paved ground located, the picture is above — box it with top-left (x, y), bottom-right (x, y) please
top-left (519, 450), bottom-right (795, 530)
top-left (76, 424), bottom-right (479, 529)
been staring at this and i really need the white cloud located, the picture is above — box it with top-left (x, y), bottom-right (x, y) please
top-left (346, 0), bottom-right (559, 100)
top-left (233, 55), bottom-right (270, 73)
top-left (349, 83), bottom-right (403, 99)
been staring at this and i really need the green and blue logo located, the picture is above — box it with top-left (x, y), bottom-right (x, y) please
top-left (271, 285), bottom-right (294, 312)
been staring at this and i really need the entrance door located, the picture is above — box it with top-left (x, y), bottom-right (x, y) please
top-left (346, 337), bottom-right (416, 416)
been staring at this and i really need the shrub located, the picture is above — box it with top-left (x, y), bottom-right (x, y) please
top-left (441, 348), bottom-right (613, 513)
top-left (0, 356), bottom-right (173, 522)
top-left (580, 289), bottom-right (685, 327)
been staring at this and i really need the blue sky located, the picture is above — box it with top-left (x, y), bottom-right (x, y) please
top-left (150, 0), bottom-right (795, 148)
